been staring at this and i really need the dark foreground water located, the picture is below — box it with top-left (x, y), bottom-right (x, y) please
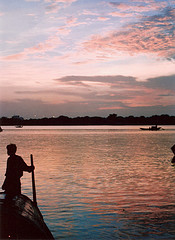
top-left (0, 126), bottom-right (175, 239)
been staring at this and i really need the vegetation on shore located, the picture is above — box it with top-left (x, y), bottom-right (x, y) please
top-left (0, 114), bottom-right (175, 126)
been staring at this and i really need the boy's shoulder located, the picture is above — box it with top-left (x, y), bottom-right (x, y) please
top-left (15, 155), bottom-right (24, 161)
top-left (8, 154), bottom-right (23, 161)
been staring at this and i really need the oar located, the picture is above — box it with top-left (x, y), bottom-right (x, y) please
top-left (30, 154), bottom-right (37, 205)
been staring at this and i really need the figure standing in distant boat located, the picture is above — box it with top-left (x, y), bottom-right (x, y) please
top-left (2, 144), bottom-right (34, 195)
top-left (171, 144), bottom-right (175, 163)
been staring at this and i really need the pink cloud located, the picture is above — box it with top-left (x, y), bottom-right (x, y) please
top-left (97, 17), bottom-right (109, 21)
top-left (66, 16), bottom-right (77, 24)
top-left (64, 16), bottom-right (87, 28)
top-left (3, 35), bottom-right (62, 61)
top-left (109, 12), bottom-right (134, 17)
top-left (54, 16), bottom-right (87, 37)
top-left (25, 0), bottom-right (40, 1)
top-left (27, 36), bottom-right (61, 53)
top-left (45, 2), bottom-right (61, 14)
top-left (2, 74), bottom-right (174, 116)
top-left (99, 106), bottom-right (125, 110)
top-left (53, 0), bottom-right (77, 2)
top-left (45, 0), bottom-right (77, 14)
top-left (124, 88), bottom-right (175, 107)
top-left (57, 27), bottom-right (71, 35)
top-left (82, 10), bottom-right (99, 16)
top-left (3, 53), bottom-right (25, 61)
top-left (109, 2), bottom-right (143, 12)
top-left (109, 1), bottom-right (167, 13)
top-left (99, 86), bottom-right (175, 110)
top-left (83, 9), bottom-right (175, 60)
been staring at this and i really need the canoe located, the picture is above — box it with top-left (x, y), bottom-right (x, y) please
top-left (140, 126), bottom-right (162, 131)
top-left (0, 193), bottom-right (54, 239)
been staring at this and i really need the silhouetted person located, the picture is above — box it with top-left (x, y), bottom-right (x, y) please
top-left (171, 144), bottom-right (175, 163)
top-left (2, 144), bottom-right (34, 196)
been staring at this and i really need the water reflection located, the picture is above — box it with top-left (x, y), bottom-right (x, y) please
top-left (0, 127), bottom-right (175, 239)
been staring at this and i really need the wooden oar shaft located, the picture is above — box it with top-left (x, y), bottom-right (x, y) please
top-left (30, 154), bottom-right (37, 205)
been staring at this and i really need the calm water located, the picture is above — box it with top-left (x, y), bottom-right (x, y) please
top-left (0, 125), bottom-right (175, 239)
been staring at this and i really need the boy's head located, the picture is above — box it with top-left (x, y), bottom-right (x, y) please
top-left (6, 144), bottom-right (17, 156)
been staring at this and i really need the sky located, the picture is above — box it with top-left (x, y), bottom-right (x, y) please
top-left (0, 0), bottom-right (175, 118)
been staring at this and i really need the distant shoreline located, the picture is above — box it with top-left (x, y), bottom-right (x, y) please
top-left (0, 114), bottom-right (175, 126)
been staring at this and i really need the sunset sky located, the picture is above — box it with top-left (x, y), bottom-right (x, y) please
top-left (0, 0), bottom-right (175, 118)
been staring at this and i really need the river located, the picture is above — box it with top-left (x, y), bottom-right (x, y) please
top-left (0, 125), bottom-right (175, 239)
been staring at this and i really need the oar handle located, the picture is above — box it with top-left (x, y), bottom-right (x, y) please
top-left (30, 154), bottom-right (37, 205)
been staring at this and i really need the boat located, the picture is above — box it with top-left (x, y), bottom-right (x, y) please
top-left (171, 144), bottom-right (175, 164)
top-left (15, 125), bottom-right (23, 128)
top-left (140, 125), bottom-right (162, 131)
top-left (0, 193), bottom-right (54, 239)
top-left (0, 154), bottom-right (54, 239)
top-left (0, 126), bottom-right (3, 132)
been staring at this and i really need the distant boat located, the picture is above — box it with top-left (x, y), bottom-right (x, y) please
top-left (140, 125), bottom-right (163, 131)
top-left (0, 126), bottom-right (3, 132)
top-left (15, 125), bottom-right (23, 128)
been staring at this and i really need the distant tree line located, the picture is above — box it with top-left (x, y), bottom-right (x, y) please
top-left (0, 114), bottom-right (175, 126)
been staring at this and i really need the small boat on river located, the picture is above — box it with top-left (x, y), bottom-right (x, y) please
top-left (15, 125), bottom-right (23, 128)
top-left (0, 193), bottom-right (54, 239)
top-left (140, 125), bottom-right (163, 131)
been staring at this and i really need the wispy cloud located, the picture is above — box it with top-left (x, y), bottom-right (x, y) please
top-left (109, 0), bottom-right (169, 13)
top-left (82, 10), bottom-right (100, 16)
top-left (0, 0), bottom-right (174, 118)
top-left (109, 12), bottom-right (134, 17)
top-left (51, 0), bottom-right (77, 3)
top-left (45, 2), bottom-right (61, 14)
top-left (25, 0), bottom-right (40, 2)
top-left (83, 7), bottom-right (175, 60)
top-left (97, 17), bottom-right (109, 21)
top-left (54, 74), bottom-right (175, 108)
top-left (3, 34), bottom-right (62, 60)
top-left (2, 74), bottom-right (174, 117)
top-left (45, 0), bottom-right (77, 14)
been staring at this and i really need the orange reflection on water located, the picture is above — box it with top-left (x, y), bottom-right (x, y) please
top-left (2, 128), bottom-right (175, 239)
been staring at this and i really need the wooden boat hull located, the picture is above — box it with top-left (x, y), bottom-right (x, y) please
top-left (0, 193), bottom-right (54, 239)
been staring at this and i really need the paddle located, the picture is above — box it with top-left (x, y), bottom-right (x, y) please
top-left (30, 154), bottom-right (37, 205)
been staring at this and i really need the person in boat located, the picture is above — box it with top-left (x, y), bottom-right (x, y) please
top-left (2, 144), bottom-right (34, 195)
top-left (171, 144), bottom-right (175, 163)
